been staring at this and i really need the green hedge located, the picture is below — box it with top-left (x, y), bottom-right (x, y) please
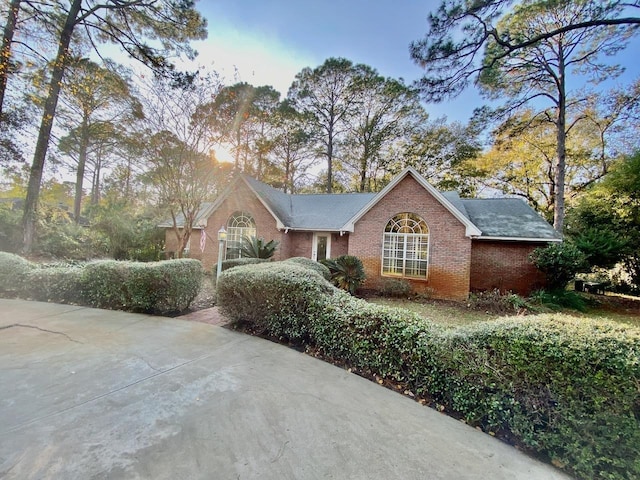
top-left (0, 253), bottom-right (203, 315)
top-left (25, 265), bottom-right (85, 304)
top-left (80, 259), bottom-right (203, 314)
top-left (283, 257), bottom-right (331, 280)
top-left (216, 260), bottom-right (640, 480)
top-left (216, 262), bottom-right (334, 342)
top-left (0, 251), bottom-right (35, 295)
top-left (220, 257), bottom-right (270, 272)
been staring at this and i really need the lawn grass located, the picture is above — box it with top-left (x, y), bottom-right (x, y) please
top-left (367, 297), bottom-right (496, 327)
top-left (368, 292), bottom-right (640, 329)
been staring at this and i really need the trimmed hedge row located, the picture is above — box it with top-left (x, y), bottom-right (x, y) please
top-left (0, 253), bottom-right (203, 315)
top-left (217, 261), bottom-right (640, 480)
top-left (220, 257), bottom-right (270, 272)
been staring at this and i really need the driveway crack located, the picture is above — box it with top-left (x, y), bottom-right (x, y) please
top-left (0, 323), bottom-right (83, 343)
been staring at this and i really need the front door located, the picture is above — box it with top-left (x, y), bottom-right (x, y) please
top-left (312, 233), bottom-right (331, 261)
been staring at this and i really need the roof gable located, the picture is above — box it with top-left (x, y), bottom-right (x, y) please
top-left (160, 169), bottom-right (560, 242)
top-left (342, 167), bottom-right (482, 237)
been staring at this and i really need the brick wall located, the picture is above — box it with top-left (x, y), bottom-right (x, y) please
top-left (470, 241), bottom-right (547, 295)
top-left (194, 180), bottom-right (285, 271)
top-left (331, 233), bottom-right (349, 258)
top-left (348, 175), bottom-right (472, 301)
top-left (285, 231), bottom-right (313, 258)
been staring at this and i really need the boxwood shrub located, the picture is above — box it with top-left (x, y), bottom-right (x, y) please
top-left (0, 255), bottom-right (203, 315)
top-left (283, 257), bottom-right (331, 280)
top-left (220, 257), bottom-right (270, 272)
top-left (0, 252), bottom-right (35, 295)
top-left (80, 259), bottom-right (203, 314)
top-left (25, 265), bottom-right (85, 304)
top-left (216, 262), bottom-right (334, 342)
top-left (216, 260), bottom-right (640, 480)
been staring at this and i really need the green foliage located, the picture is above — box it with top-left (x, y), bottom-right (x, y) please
top-left (216, 261), bottom-right (640, 480)
top-left (572, 227), bottom-right (627, 269)
top-left (321, 255), bottom-right (366, 294)
top-left (433, 317), bottom-right (640, 480)
top-left (25, 265), bottom-right (85, 304)
top-left (88, 201), bottom-right (165, 261)
top-left (0, 258), bottom-right (202, 314)
top-left (36, 206), bottom-right (101, 259)
top-left (568, 151), bottom-right (640, 290)
top-left (529, 289), bottom-right (588, 312)
top-left (216, 262), bottom-right (334, 342)
top-left (284, 257), bottom-right (331, 280)
top-left (0, 205), bottom-right (22, 252)
top-left (530, 243), bottom-right (588, 290)
top-left (220, 257), bottom-right (270, 272)
top-left (80, 259), bottom-right (203, 314)
top-left (239, 235), bottom-right (279, 259)
top-left (378, 278), bottom-right (413, 298)
top-left (0, 252), bottom-right (34, 295)
top-left (468, 289), bottom-right (533, 314)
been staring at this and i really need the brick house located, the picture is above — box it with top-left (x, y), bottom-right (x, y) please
top-left (163, 167), bottom-right (561, 301)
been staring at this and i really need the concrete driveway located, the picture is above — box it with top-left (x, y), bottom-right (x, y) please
top-left (0, 299), bottom-right (569, 479)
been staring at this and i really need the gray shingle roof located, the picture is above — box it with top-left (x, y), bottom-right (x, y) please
top-left (162, 171), bottom-right (560, 242)
top-left (243, 175), bottom-right (375, 230)
top-left (460, 198), bottom-right (561, 240)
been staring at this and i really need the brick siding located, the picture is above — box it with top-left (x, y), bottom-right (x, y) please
top-left (349, 175), bottom-right (471, 301)
top-left (470, 241), bottom-right (547, 295)
top-left (163, 175), bottom-right (549, 300)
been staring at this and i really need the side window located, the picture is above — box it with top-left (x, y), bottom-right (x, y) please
top-left (226, 212), bottom-right (256, 259)
top-left (382, 213), bottom-right (429, 279)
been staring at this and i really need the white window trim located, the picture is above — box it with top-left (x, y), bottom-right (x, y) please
top-left (225, 212), bottom-right (257, 260)
top-left (381, 214), bottom-right (430, 280)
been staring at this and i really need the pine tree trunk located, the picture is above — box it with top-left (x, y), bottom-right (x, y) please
top-left (22, 0), bottom-right (82, 253)
top-left (74, 113), bottom-right (89, 222)
top-left (553, 48), bottom-right (567, 233)
top-left (0, 0), bottom-right (21, 118)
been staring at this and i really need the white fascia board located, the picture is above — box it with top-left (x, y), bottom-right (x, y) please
top-left (341, 166), bottom-right (482, 237)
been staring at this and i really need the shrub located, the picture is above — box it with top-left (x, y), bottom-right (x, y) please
top-left (216, 262), bottom-right (334, 342)
top-left (216, 261), bottom-right (640, 480)
top-left (0, 252), bottom-right (35, 296)
top-left (81, 259), bottom-right (203, 314)
top-left (573, 227), bottom-right (627, 269)
top-left (530, 242), bottom-right (588, 290)
top-left (322, 255), bottom-right (366, 294)
top-left (284, 257), bottom-right (332, 280)
top-left (430, 317), bottom-right (640, 480)
top-left (0, 205), bottom-right (22, 253)
top-left (378, 278), bottom-right (412, 297)
top-left (24, 265), bottom-right (85, 304)
top-left (220, 257), bottom-right (270, 272)
top-left (239, 235), bottom-right (279, 259)
top-left (468, 289), bottom-right (532, 314)
top-left (529, 289), bottom-right (588, 312)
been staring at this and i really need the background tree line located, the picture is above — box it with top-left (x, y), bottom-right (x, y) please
top-left (0, 0), bottom-right (639, 291)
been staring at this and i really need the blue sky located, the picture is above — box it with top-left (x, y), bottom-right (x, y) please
top-left (189, 1), bottom-right (639, 124)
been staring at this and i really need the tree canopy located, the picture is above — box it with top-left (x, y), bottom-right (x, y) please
top-left (411, 0), bottom-right (640, 230)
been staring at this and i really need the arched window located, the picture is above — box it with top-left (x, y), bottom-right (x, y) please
top-left (226, 211), bottom-right (256, 259)
top-left (382, 213), bottom-right (429, 279)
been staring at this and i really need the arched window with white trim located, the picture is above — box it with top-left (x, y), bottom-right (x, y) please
top-left (382, 213), bottom-right (429, 279)
top-left (226, 211), bottom-right (256, 259)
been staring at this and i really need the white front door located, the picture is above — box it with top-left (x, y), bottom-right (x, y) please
top-left (312, 233), bottom-right (331, 261)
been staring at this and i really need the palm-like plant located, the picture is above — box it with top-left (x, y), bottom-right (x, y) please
top-left (322, 255), bottom-right (365, 294)
top-left (240, 235), bottom-right (279, 259)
